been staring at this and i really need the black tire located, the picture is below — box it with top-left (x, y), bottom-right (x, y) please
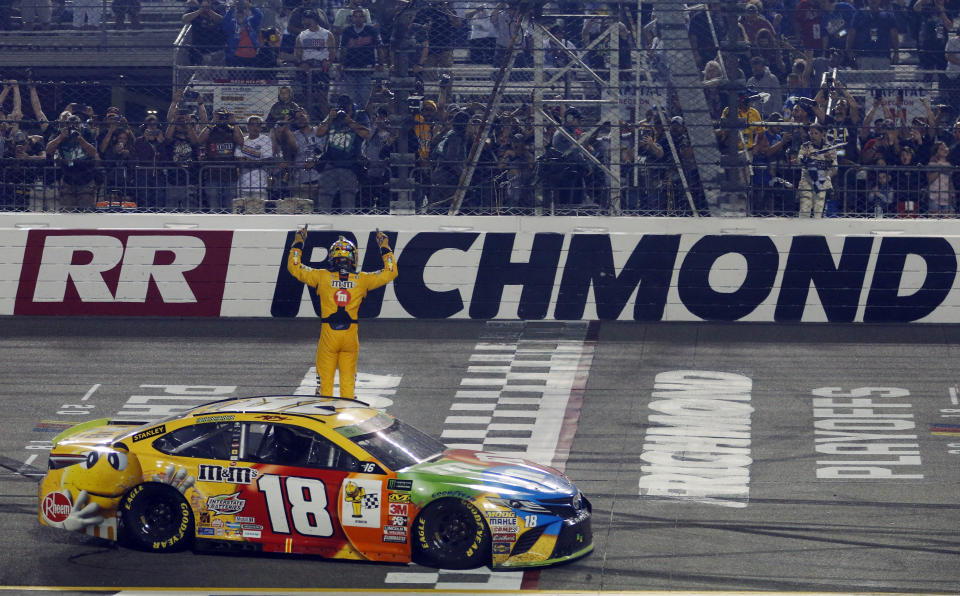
top-left (413, 498), bottom-right (490, 569)
top-left (119, 483), bottom-right (194, 552)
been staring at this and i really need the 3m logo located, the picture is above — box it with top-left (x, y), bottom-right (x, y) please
top-left (15, 230), bottom-right (232, 316)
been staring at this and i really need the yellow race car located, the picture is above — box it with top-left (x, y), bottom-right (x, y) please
top-left (39, 396), bottom-right (593, 569)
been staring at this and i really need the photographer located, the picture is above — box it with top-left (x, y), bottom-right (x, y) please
top-left (797, 120), bottom-right (838, 217)
top-left (163, 92), bottom-right (203, 211)
top-left (274, 108), bottom-right (322, 211)
top-left (198, 107), bottom-right (244, 212)
top-left (315, 95), bottom-right (370, 213)
top-left (4, 131), bottom-right (48, 211)
top-left (362, 106), bottom-right (396, 211)
top-left (45, 114), bottom-right (99, 211)
top-left (182, 0), bottom-right (226, 66)
top-left (132, 113), bottom-right (168, 211)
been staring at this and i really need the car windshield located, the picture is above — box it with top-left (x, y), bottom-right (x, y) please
top-left (346, 419), bottom-right (445, 471)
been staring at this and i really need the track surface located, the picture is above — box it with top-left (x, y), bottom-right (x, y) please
top-left (1, 318), bottom-right (959, 594)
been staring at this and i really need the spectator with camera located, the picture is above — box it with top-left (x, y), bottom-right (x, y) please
top-left (163, 104), bottom-right (202, 211)
top-left (339, 7), bottom-right (384, 109)
top-left (496, 129), bottom-right (535, 210)
top-left (199, 108), bottom-right (244, 212)
top-left (275, 108), bottom-right (322, 211)
top-left (315, 95), bottom-right (370, 212)
top-left (362, 105), bottom-right (396, 210)
top-left (45, 114), bottom-right (99, 211)
top-left (295, 8), bottom-right (335, 118)
top-left (183, 0), bottom-right (226, 65)
top-left (5, 130), bottom-right (48, 210)
top-left (99, 116), bottom-right (136, 207)
top-left (132, 112), bottom-right (167, 210)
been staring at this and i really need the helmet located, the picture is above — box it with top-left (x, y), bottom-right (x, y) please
top-left (329, 236), bottom-right (357, 272)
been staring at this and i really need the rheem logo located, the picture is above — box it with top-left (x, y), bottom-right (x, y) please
top-left (15, 230), bottom-right (232, 316)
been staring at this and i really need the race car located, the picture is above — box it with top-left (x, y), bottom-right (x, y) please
top-left (38, 396), bottom-right (593, 569)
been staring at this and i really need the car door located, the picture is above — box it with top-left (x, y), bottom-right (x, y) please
top-left (237, 421), bottom-right (372, 557)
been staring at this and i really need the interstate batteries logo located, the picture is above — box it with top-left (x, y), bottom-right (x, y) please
top-left (206, 492), bottom-right (246, 515)
top-left (15, 230), bottom-right (233, 316)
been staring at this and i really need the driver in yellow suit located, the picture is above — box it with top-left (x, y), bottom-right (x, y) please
top-left (287, 228), bottom-right (397, 399)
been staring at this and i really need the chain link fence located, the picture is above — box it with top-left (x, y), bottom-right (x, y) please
top-left (0, 0), bottom-right (956, 217)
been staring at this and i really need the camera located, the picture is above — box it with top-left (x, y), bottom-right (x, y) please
top-left (184, 89), bottom-right (199, 101)
top-left (335, 109), bottom-right (347, 119)
top-left (14, 130), bottom-right (27, 144)
top-left (69, 129), bottom-right (80, 138)
top-left (407, 95), bottom-right (424, 112)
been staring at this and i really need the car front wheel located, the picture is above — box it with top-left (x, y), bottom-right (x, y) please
top-left (119, 483), bottom-right (194, 552)
top-left (413, 498), bottom-right (490, 569)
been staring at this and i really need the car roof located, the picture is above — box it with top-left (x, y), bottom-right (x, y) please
top-left (188, 395), bottom-right (390, 430)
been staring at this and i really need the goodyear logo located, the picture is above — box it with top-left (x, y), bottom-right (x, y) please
top-left (132, 424), bottom-right (165, 442)
top-left (388, 492), bottom-right (411, 503)
top-left (196, 415), bottom-right (235, 423)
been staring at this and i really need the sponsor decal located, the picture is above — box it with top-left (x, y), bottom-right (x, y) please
top-left (196, 415), bottom-right (235, 423)
top-left (341, 479), bottom-right (382, 527)
top-left (487, 510), bottom-right (517, 518)
top-left (273, 232), bottom-right (959, 323)
top-left (212, 519), bottom-right (223, 527)
top-left (493, 543), bottom-right (511, 554)
top-left (236, 516), bottom-right (255, 523)
top-left (242, 524), bottom-right (263, 530)
top-left (132, 424), bottom-right (166, 442)
top-left (199, 512), bottom-right (211, 525)
top-left (42, 492), bottom-right (72, 523)
top-left (638, 371), bottom-right (754, 508)
top-left (388, 492), bottom-right (411, 503)
top-left (198, 464), bottom-right (258, 484)
top-left (254, 415), bottom-right (289, 421)
top-left (242, 529), bottom-right (262, 539)
top-left (216, 529), bottom-right (225, 536)
top-left (226, 522), bottom-right (242, 529)
top-left (493, 532), bottom-right (517, 542)
top-left (388, 503), bottom-right (408, 516)
top-left (811, 387), bottom-right (923, 479)
top-left (206, 492), bottom-right (247, 515)
top-left (382, 524), bottom-right (407, 543)
top-left (16, 230), bottom-right (233, 317)
top-left (489, 516), bottom-right (518, 530)
top-left (331, 279), bottom-right (356, 289)
top-left (391, 515), bottom-right (408, 526)
top-left (198, 527), bottom-right (215, 536)
top-left (387, 478), bottom-right (413, 492)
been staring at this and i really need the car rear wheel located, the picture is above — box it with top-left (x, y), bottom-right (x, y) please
top-left (119, 483), bottom-right (194, 552)
top-left (413, 498), bottom-right (490, 569)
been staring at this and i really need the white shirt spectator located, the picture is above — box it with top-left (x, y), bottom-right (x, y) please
top-left (299, 26), bottom-right (333, 62)
top-left (235, 133), bottom-right (274, 196)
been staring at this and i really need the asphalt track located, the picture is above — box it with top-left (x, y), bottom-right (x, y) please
top-left (1, 317), bottom-right (959, 595)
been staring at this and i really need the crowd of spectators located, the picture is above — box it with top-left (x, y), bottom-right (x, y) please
top-left (3, 0), bottom-right (960, 216)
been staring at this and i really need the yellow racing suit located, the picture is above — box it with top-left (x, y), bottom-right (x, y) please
top-left (287, 243), bottom-right (397, 398)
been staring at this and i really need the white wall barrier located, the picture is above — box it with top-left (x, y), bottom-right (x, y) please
top-left (2, 213), bottom-right (960, 323)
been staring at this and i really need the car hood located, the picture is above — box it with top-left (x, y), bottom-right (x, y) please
top-left (51, 418), bottom-right (141, 451)
top-left (405, 449), bottom-right (576, 498)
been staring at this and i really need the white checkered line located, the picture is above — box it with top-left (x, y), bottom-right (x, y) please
top-left (385, 322), bottom-right (595, 591)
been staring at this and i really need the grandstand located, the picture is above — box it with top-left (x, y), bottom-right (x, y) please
top-left (0, 0), bottom-right (954, 218)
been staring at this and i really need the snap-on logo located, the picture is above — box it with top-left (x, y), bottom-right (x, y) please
top-left (15, 230), bottom-right (233, 316)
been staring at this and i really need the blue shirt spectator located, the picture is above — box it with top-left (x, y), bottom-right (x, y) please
top-left (222, 0), bottom-right (263, 68)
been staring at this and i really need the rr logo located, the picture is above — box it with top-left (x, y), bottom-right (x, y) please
top-left (15, 230), bottom-right (232, 316)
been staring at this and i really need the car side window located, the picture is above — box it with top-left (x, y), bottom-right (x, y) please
top-left (243, 422), bottom-right (359, 471)
top-left (152, 422), bottom-right (234, 460)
